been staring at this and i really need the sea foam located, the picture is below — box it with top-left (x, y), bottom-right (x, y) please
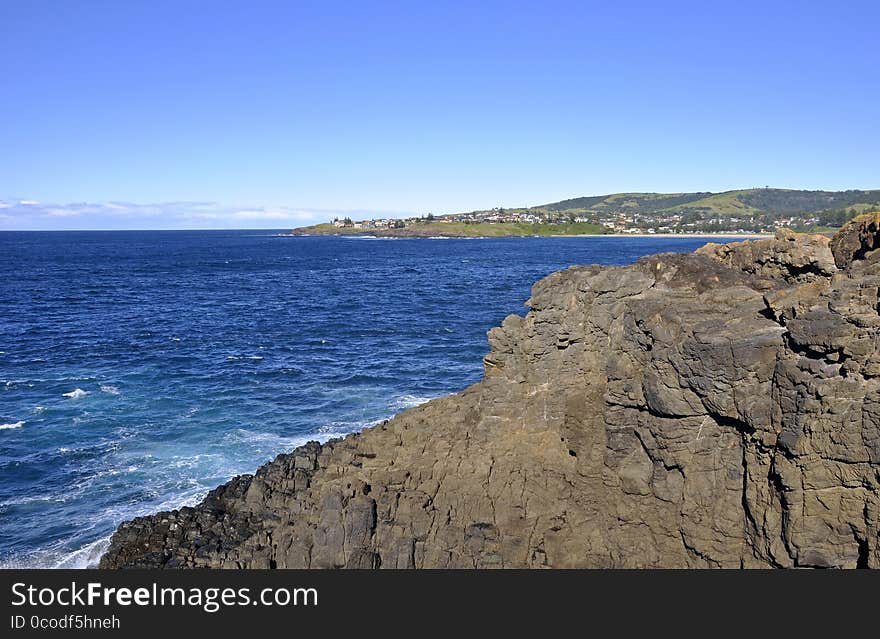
top-left (392, 394), bottom-right (435, 410)
top-left (63, 388), bottom-right (89, 399)
top-left (0, 536), bottom-right (112, 569)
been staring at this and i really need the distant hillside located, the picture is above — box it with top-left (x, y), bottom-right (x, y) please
top-left (525, 188), bottom-right (880, 232)
top-left (543, 192), bottom-right (713, 213)
top-left (537, 189), bottom-right (880, 219)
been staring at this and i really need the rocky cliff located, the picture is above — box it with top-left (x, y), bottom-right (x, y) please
top-left (101, 216), bottom-right (880, 569)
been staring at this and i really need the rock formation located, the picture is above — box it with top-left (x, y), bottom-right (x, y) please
top-left (101, 217), bottom-right (880, 569)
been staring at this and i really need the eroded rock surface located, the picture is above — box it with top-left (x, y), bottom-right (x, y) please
top-left (101, 220), bottom-right (880, 569)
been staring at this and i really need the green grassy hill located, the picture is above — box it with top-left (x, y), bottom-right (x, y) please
top-left (537, 188), bottom-right (880, 219)
top-left (531, 188), bottom-right (880, 232)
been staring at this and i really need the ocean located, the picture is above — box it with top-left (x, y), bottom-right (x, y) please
top-left (0, 231), bottom-right (740, 567)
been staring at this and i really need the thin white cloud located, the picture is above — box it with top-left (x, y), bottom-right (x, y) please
top-left (45, 208), bottom-right (85, 217)
top-left (0, 199), bottom-right (408, 230)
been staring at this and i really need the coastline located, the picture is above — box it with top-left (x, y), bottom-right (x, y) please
top-left (288, 231), bottom-right (773, 239)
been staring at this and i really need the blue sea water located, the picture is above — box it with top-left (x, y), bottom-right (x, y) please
top-left (0, 231), bottom-right (740, 567)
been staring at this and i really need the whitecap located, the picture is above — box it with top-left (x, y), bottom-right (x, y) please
top-left (391, 394), bottom-right (436, 410)
top-left (225, 428), bottom-right (313, 449)
top-left (33, 405), bottom-right (46, 414)
top-left (0, 421), bottom-right (24, 431)
top-left (0, 536), bottom-right (113, 569)
top-left (53, 536), bottom-right (112, 569)
top-left (63, 388), bottom-right (89, 399)
top-left (168, 453), bottom-right (221, 469)
top-left (0, 492), bottom-right (64, 506)
top-left (100, 384), bottom-right (120, 395)
top-left (316, 419), bottom-right (383, 437)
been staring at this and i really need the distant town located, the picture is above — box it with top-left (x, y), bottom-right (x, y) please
top-left (295, 189), bottom-right (880, 237)
top-left (329, 208), bottom-right (798, 235)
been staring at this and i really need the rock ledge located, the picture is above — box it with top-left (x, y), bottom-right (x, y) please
top-left (101, 218), bottom-right (880, 569)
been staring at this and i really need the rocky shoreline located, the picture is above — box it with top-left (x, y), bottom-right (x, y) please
top-left (101, 215), bottom-right (880, 569)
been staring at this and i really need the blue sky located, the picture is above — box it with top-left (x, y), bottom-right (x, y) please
top-left (1, 0), bottom-right (878, 229)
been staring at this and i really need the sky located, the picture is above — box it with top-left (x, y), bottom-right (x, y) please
top-left (1, 0), bottom-right (878, 229)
